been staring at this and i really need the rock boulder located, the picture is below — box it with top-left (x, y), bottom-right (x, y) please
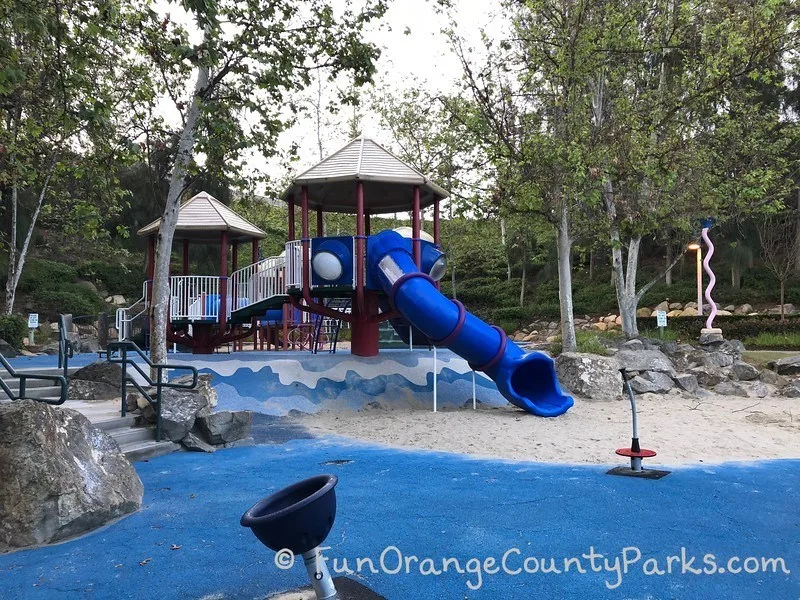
top-left (768, 356), bottom-right (800, 376)
top-left (730, 361), bottom-right (760, 382)
top-left (0, 339), bottom-right (18, 358)
top-left (72, 361), bottom-right (123, 388)
top-left (0, 401), bottom-right (142, 551)
top-left (195, 411), bottom-right (252, 445)
top-left (616, 349), bottom-right (676, 376)
top-left (68, 379), bottom-right (119, 402)
top-left (630, 371), bottom-right (674, 394)
top-left (673, 373), bottom-right (699, 393)
top-left (555, 353), bottom-right (621, 401)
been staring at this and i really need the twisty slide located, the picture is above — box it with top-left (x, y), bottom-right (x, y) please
top-left (368, 230), bottom-right (574, 417)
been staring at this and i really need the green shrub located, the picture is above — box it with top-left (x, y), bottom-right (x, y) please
top-left (549, 330), bottom-right (620, 356)
top-left (76, 260), bottom-right (143, 299)
top-left (635, 314), bottom-right (800, 342)
top-left (17, 259), bottom-right (77, 294)
top-left (742, 332), bottom-right (800, 350)
top-left (493, 306), bottom-right (530, 325)
top-left (0, 314), bottom-right (27, 348)
top-left (572, 282), bottom-right (618, 315)
top-left (526, 302), bottom-right (561, 319)
top-left (31, 285), bottom-right (105, 319)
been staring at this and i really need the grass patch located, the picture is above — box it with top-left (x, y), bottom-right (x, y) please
top-left (549, 330), bottom-right (622, 356)
top-left (742, 332), bottom-right (800, 351)
top-left (638, 327), bottom-right (682, 341)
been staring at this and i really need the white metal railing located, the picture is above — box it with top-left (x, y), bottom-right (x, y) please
top-left (169, 275), bottom-right (222, 321)
top-left (285, 240), bottom-right (302, 288)
top-left (284, 238), bottom-right (358, 290)
top-left (116, 281), bottom-right (148, 341)
top-left (230, 255), bottom-right (286, 310)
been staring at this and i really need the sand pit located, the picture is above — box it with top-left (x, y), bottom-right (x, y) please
top-left (293, 392), bottom-right (800, 465)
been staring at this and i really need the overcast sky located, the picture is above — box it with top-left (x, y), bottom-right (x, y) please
top-left (153, 1), bottom-right (505, 189)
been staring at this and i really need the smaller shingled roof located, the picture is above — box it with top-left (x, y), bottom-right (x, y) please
top-left (281, 137), bottom-right (449, 214)
top-left (137, 192), bottom-right (266, 242)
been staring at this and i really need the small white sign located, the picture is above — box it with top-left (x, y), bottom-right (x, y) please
top-left (656, 310), bottom-right (667, 328)
top-left (27, 313), bottom-right (39, 329)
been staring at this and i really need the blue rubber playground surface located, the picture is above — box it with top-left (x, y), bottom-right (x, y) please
top-left (0, 430), bottom-right (797, 599)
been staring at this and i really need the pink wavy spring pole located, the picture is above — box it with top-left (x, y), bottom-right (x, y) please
top-left (701, 226), bottom-right (717, 329)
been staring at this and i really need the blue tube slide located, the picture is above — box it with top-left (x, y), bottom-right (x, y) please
top-left (367, 230), bottom-right (574, 417)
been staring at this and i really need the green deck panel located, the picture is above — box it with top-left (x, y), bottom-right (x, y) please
top-left (286, 286), bottom-right (387, 299)
top-left (229, 294), bottom-right (291, 323)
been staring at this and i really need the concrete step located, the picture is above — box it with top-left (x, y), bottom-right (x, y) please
top-left (95, 416), bottom-right (135, 432)
top-left (1, 385), bottom-right (63, 399)
top-left (1, 367), bottom-right (79, 380)
top-left (95, 416), bottom-right (179, 462)
top-left (110, 426), bottom-right (155, 446)
top-left (0, 378), bottom-right (60, 389)
top-left (120, 439), bottom-right (180, 462)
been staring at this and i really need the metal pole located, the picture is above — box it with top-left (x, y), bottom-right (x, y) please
top-left (433, 345), bottom-right (437, 413)
top-left (621, 369), bottom-right (642, 471)
top-left (301, 548), bottom-right (338, 600)
top-left (155, 367), bottom-right (163, 442)
top-left (409, 325), bottom-right (413, 351)
top-left (472, 370), bottom-right (476, 410)
top-left (696, 246), bottom-right (703, 317)
top-left (120, 347), bottom-right (127, 417)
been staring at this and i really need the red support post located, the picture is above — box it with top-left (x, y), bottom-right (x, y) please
top-left (433, 195), bottom-right (441, 290)
top-left (288, 194), bottom-right (296, 240)
top-left (433, 195), bottom-right (440, 246)
top-left (219, 231), bottom-right (228, 328)
top-left (316, 208), bottom-right (323, 237)
top-left (349, 181), bottom-right (378, 356)
top-left (251, 238), bottom-right (259, 352)
top-left (412, 185), bottom-right (421, 268)
top-left (293, 184), bottom-right (359, 325)
top-left (356, 181), bottom-right (366, 314)
top-left (231, 241), bottom-right (239, 332)
top-left (182, 239), bottom-right (189, 276)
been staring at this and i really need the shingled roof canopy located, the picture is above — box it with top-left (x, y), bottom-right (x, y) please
top-left (281, 137), bottom-right (449, 214)
top-left (137, 192), bottom-right (266, 243)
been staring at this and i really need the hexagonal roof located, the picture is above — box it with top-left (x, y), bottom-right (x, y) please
top-left (281, 137), bottom-right (449, 214)
top-left (137, 192), bottom-right (266, 242)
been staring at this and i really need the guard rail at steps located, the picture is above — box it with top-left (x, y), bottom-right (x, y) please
top-left (0, 353), bottom-right (67, 404)
top-left (106, 341), bottom-right (198, 442)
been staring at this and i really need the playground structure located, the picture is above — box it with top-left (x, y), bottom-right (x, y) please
top-left (124, 192), bottom-right (339, 354)
top-left (124, 137), bottom-right (573, 416)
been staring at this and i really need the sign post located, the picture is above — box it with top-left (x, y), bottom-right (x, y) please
top-left (655, 310), bottom-right (667, 339)
top-left (27, 313), bottom-right (39, 346)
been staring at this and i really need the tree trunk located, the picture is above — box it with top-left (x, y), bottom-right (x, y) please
top-left (500, 217), bottom-right (511, 281)
top-left (781, 280), bottom-right (786, 323)
top-left (5, 173), bottom-right (53, 314)
top-left (519, 252), bottom-right (526, 307)
top-left (731, 263), bottom-right (741, 289)
top-left (610, 236), bottom-right (641, 339)
top-left (588, 248), bottom-right (594, 281)
top-left (556, 203), bottom-right (577, 353)
top-left (665, 240), bottom-right (673, 286)
top-left (150, 60), bottom-right (210, 366)
top-left (4, 184), bottom-right (18, 315)
top-left (603, 176), bottom-right (640, 338)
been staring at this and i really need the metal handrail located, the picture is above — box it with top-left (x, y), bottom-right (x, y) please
top-left (0, 353), bottom-right (67, 405)
top-left (106, 341), bottom-right (198, 441)
top-left (58, 314), bottom-right (74, 379)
